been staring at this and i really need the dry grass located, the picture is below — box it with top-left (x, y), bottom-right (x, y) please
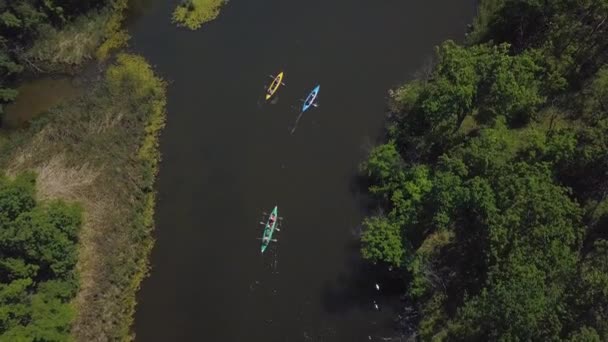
top-left (26, 11), bottom-right (109, 71)
top-left (23, 0), bottom-right (130, 70)
top-left (1, 54), bottom-right (166, 341)
top-left (26, 155), bottom-right (100, 201)
top-left (7, 154), bottom-right (112, 339)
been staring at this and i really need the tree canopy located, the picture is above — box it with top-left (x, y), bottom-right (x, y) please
top-left (0, 0), bottom-right (118, 119)
top-left (0, 172), bottom-right (82, 341)
top-left (361, 0), bottom-right (608, 340)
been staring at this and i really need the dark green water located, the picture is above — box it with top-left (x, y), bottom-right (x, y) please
top-left (3, 77), bottom-right (78, 128)
top-left (129, 1), bottom-right (475, 340)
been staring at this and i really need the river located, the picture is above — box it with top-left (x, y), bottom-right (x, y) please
top-left (129, 0), bottom-right (475, 341)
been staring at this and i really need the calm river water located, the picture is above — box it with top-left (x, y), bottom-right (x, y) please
top-left (130, 1), bottom-right (475, 340)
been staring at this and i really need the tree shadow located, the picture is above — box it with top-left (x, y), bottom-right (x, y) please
top-left (348, 112), bottom-right (394, 217)
top-left (319, 240), bottom-right (406, 316)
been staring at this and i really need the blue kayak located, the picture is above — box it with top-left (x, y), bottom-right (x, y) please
top-left (302, 85), bottom-right (320, 112)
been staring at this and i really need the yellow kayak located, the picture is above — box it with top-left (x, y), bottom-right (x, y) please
top-left (265, 72), bottom-right (284, 100)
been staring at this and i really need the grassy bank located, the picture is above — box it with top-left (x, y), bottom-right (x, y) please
top-left (0, 54), bottom-right (167, 340)
top-left (24, 0), bottom-right (130, 72)
top-left (0, 0), bottom-right (130, 118)
top-left (172, 0), bottom-right (227, 30)
top-left (0, 172), bottom-right (82, 340)
top-left (1, 0), bottom-right (167, 340)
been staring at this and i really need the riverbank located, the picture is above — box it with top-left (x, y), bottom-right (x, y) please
top-left (0, 0), bottom-right (131, 126)
top-left (3, 76), bottom-right (81, 128)
top-left (361, 0), bottom-right (608, 339)
top-left (0, 53), bottom-right (167, 340)
top-left (0, 0), bottom-right (168, 337)
top-left (1, 1), bottom-right (165, 339)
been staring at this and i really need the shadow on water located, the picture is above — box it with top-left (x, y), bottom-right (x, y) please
top-left (348, 104), bottom-right (397, 213)
top-left (125, 0), bottom-right (158, 25)
top-left (128, 0), bottom-right (477, 339)
top-left (320, 238), bottom-right (406, 313)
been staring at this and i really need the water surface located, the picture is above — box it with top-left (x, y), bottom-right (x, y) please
top-left (130, 1), bottom-right (475, 340)
top-left (4, 77), bottom-right (78, 128)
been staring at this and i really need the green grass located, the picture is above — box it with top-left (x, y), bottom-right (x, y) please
top-left (457, 114), bottom-right (480, 135)
top-left (172, 0), bottom-right (227, 30)
top-left (466, 0), bottom-right (505, 44)
top-left (96, 0), bottom-right (130, 61)
top-left (1, 54), bottom-right (167, 341)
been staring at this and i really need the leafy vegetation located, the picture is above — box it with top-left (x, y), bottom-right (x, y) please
top-left (25, 10), bottom-right (109, 71)
top-left (0, 0), bottom-right (165, 340)
top-left (95, 0), bottom-right (130, 61)
top-left (0, 53), bottom-right (166, 340)
top-left (172, 0), bottom-right (227, 30)
top-left (0, 172), bottom-right (82, 340)
top-left (361, 0), bottom-right (608, 340)
top-left (0, 0), bottom-right (130, 118)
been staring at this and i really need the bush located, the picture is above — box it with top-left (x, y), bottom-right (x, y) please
top-left (172, 0), bottom-right (227, 30)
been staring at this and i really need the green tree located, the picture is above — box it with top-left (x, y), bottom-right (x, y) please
top-left (0, 0), bottom-right (111, 119)
top-left (421, 41), bottom-right (479, 134)
top-left (362, 1), bottom-right (608, 339)
top-left (361, 216), bottom-right (405, 267)
top-left (476, 47), bottom-right (545, 125)
top-left (568, 327), bottom-right (601, 342)
top-left (360, 142), bottom-right (405, 197)
top-left (0, 173), bottom-right (81, 340)
top-left (582, 66), bottom-right (608, 123)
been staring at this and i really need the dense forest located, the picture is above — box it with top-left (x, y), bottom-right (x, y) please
top-left (361, 0), bottom-right (608, 340)
top-left (0, 172), bottom-right (81, 340)
top-left (0, 0), bottom-right (126, 117)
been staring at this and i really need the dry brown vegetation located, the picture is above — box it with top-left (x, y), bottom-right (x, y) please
top-left (25, 11), bottom-right (109, 72)
top-left (0, 54), bottom-right (166, 341)
top-left (21, 0), bottom-right (130, 72)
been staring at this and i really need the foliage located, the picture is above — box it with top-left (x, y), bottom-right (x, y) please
top-left (0, 53), bottom-right (167, 340)
top-left (389, 41), bottom-right (545, 159)
top-left (476, 47), bottom-right (545, 125)
top-left (467, 0), bottom-right (608, 83)
top-left (172, 0), bottom-right (227, 30)
top-left (25, 10), bottom-right (109, 70)
top-left (361, 0), bottom-right (608, 339)
top-left (361, 216), bottom-right (405, 267)
top-left (0, 172), bottom-right (82, 341)
top-left (95, 0), bottom-right (130, 61)
top-left (0, 0), bottom-right (128, 119)
top-left (582, 66), bottom-right (608, 124)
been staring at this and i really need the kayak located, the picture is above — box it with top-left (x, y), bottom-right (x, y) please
top-left (266, 72), bottom-right (284, 100)
top-left (302, 85), bottom-right (320, 112)
top-left (260, 206), bottom-right (278, 253)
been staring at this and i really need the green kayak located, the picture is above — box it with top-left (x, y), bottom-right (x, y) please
top-left (260, 206), bottom-right (278, 253)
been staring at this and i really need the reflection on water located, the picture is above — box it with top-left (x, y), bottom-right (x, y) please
top-left (126, 0), bottom-right (158, 25)
top-left (3, 77), bottom-right (79, 128)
